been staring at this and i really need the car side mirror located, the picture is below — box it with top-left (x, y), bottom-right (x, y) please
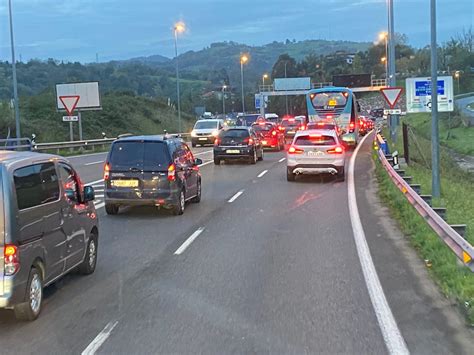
top-left (83, 186), bottom-right (95, 202)
top-left (194, 158), bottom-right (203, 166)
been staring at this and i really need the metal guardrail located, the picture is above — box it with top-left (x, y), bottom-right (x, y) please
top-left (375, 134), bottom-right (474, 271)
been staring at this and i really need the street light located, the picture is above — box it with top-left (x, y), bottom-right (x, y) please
top-left (378, 31), bottom-right (388, 83)
top-left (222, 85), bottom-right (227, 116)
top-left (262, 73), bottom-right (269, 86)
top-left (240, 54), bottom-right (249, 114)
top-left (174, 21), bottom-right (185, 132)
top-left (454, 71), bottom-right (460, 93)
top-left (8, 0), bottom-right (21, 139)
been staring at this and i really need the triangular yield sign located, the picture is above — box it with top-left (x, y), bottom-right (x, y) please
top-left (380, 87), bottom-right (403, 109)
top-left (59, 95), bottom-right (80, 116)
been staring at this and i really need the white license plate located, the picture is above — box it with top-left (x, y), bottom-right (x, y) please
top-left (198, 138), bottom-right (207, 141)
top-left (307, 151), bottom-right (324, 157)
top-left (288, 131), bottom-right (295, 134)
top-left (262, 140), bottom-right (268, 145)
top-left (226, 150), bottom-right (240, 154)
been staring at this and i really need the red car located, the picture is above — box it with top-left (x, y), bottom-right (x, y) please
top-left (251, 121), bottom-right (285, 151)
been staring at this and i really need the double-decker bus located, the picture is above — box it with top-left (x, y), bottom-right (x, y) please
top-left (306, 87), bottom-right (360, 146)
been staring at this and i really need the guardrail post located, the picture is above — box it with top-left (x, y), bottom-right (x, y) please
top-left (402, 123), bottom-right (410, 165)
top-left (450, 225), bottom-right (467, 238)
top-left (420, 195), bottom-right (432, 206)
top-left (402, 176), bottom-right (413, 184)
top-left (433, 207), bottom-right (447, 221)
top-left (410, 184), bottom-right (421, 194)
top-left (396, 169), bottom-right (405, 177)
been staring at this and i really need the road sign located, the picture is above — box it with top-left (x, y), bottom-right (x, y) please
top-left (62, 116), bottom-right (79, 122)
top-left (380, 87), bottom-right (403, 109)
top-left (59, 96), bottom-right (80, 116)
top-left (56, 82), bottom-right (101, 112)
top-left (255, 94), bottom-right (268, 109)
top-left (384, 109), bottom-right (402, 115)
top-left (405, 76), bottom-right (454, 113)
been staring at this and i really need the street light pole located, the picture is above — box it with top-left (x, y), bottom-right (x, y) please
top-left (284, 62), bottom-right (289, 115)
top-left (388, 0), bottom-right (396, 87)
top-left (174, 22), bottom-right (185, 132)
top-left (430, 0), bottom-right (440, 198)
top-left (240, 54), bottom-right (248, 114)
top-left (222, 85), bottom-right (226, 116)
top-left (8, 0), bottom-right (21, 139)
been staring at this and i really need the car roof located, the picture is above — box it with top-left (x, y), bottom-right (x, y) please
top-left (196, 119), bottom-right (221, 123)
top-left (115, 135), bottom-right (168, 142)
top-left (223, 126), bottom-right (250, 131)
top-left (0, 150), bottom-right (62, 166)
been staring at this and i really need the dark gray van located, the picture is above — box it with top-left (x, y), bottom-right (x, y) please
top-left (0, 151), bottom-right (98, 320)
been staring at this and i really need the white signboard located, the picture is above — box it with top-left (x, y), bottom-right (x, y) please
top-left (56, 82), bottom-right (101, 111)
top-left (406, 76), bottom-right (454, 113)
top-left (62, 116), bottom-right (79, 122)
top-left (384, 109), bottom-right (402, 115)
top-left (274, 77), bottom-right (311, 91)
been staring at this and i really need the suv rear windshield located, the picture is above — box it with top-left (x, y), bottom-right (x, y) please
top-left (252, 124), bottom-right (273, 132)
top-left (194, 121), bottom-right (218, 129)
top-left (109, 141), bottom-right (170, 171)
top-left (281, 120), bottom-right (301, 127)
top-left (219, 129), bottom-right (250, 144)
top-left (295, 135), bottom-right (336, 146)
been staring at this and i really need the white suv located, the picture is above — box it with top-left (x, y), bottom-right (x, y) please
top-left (286, 129), bottom-right (346, 181)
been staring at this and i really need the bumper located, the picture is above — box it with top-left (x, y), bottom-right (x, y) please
top-left (214, 147), bottom-right (253, 160)
top-left (0, 275), bottom-right (27, 309)
top-left (192, 136), bottom-right (215, 145)
top-left (261, 138), bottom-right (279, 148)
top-left (287, 162), bottom-right (345, 175)
top-left (105, 188), bottom-right (180, 207)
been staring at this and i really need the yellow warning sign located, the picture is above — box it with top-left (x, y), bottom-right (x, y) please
top-left (463, 251), bottom-right (472, 264)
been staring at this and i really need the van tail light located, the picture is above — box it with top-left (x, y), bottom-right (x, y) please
top-left (168, 164), bottom-right (176, 181)
top-left (288, 146), bottom-right (304, 154)
top-left (4, 245), bottom-right (19, 276)
top-left (104, 163), bottom-right (110, 180)
top-left (327, 146), bottom-right (344, 154)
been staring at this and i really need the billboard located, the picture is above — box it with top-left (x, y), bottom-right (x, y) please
top-left (332, 74), bottom-right (371, 88)
top-left (274, 77), bottom-right (311, 91)
top-left (56, 82), bottom-right (101, 111)
top-left (406, 76), bottom-right (454, 113)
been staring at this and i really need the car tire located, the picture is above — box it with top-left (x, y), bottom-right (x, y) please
top-left (258, 148), bottom-right (264, 161)
top-left (14, 267), bottom-right (43, 321)
top-left (173, 189), bottom-right (185, 215)
top-left (287, 169), bottom-right (296, 182)
top-left (337, 167), bottom-right (345, 182)
top-left (191, 179), bottom-right (201, 203)
top-left (105, 203), bottom-right (119, 215)
top-left (250, 149), bottom-right (257, 164)
top-left (79, 234), bottom-right (98, 275)
top-left (191, 142), bottom-right (196, 148)
top-left (214, 157), bottom-right (221, 165)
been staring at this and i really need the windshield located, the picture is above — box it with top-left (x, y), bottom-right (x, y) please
top-left (281, 120), bottom-right (300, 128)
top-left (311, 92), bottom-right (348, 109)
top-left (109, 141), bottom-right (170, 171)
top-left (252, 124), bottom-right (273, 132)
top-left (194, 121), bottom-right (219, 129)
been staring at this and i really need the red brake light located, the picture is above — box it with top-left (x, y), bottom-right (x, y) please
top-left (350, 122), bottom-right (355, 129)
top-left (309, 134), bottom-right (322, 138)
top-left (271, 130), bottom-right (277, 136)
top-left (327, 146), bottom-right (344, 154)
top-left (214, 138), bottom-right (220, 146)
top-left (168, 164), bottom-right (176, 181)
top-left (326, 115), bottom-right (333, 119)
top-left (104, 163), bottom-right (110, 180)
top-left (248, 138), bottom-right (254, 145)
top-left (4, 244), bottom-right (19, 275)
top-left (288, 146), bottom-right (304, 154)
top-left (278, 125), bottom-right (284, 131)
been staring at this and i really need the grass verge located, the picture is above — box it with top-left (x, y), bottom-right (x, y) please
top-left (375, 121), bottom-right (474, 325)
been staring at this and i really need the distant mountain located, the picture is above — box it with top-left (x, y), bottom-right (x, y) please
top-left (122, 54), bottom-right (170, 65)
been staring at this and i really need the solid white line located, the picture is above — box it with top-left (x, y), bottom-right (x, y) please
top-left (347, 134), bottom-right (409, 354)
top-left (194, 150), bottom-right (213, 156)
top-left (85, 161), bottom-right (104, 166)
top-left (95, 195), bottom-right (104, 198)
top-left (86, 178), bottom-right (104, 186)
top-left (278, 157), bottom-right (286, 163)
top-left (257, 170), bottom-right (268, 178)
top-left (228, 190), bottom-right (244, 203)
top-left (174, 228), bottom-right (205, 255)
top-left (81, 320), bottom-right (118, 355)
top-left (94, 202), bottom-right (105, 210)
top-left (198, 160), bottom-right (214, 167)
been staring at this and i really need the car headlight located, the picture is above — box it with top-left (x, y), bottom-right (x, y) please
top-left (211, 130), bottom-right (219, 137)
top-left (191, 130), bottom-right (197, 137)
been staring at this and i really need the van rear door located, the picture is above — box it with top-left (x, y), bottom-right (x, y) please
top-left (0, 167), bottom-right (4, 296)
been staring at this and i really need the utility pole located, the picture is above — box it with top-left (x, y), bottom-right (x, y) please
top-left (387, 0), bottom-right (399, 142)
top-left (222, 85), bottom-right (226, 116)
top-left (284, 61), bottom-right (289, 115)
top-left (8, 0), bottom-right (21, 139)
top-left (174, 22), bottom-right (185, 132)
top-left (430, 0), bottom-right (440, 198)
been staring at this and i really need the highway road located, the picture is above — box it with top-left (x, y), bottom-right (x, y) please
top-left (0, 135), bottom-right (472, 354)
top-left (456, 95), bottom-right (474, 125)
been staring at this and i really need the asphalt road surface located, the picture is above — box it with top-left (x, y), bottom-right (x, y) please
top-left (0, 136), bottom-right (472, 354)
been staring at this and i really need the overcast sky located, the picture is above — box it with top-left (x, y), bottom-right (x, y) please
top-left (0, 0), bottom-right (472, 63)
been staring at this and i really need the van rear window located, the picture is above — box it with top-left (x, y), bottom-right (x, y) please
top-left (109, 141), bottom-right (170, 171)
top-left (295, 135), bottom-right (336, 146)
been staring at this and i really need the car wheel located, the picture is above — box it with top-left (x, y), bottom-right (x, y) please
top-left (250, 149), bottom-right (257, 164)
top-left (287, 169), bottom-right (296, 182)
top-left (258, 148), bottom-right (264, 161)
top-left (214, 157), bottom-right (221, 165)
top-left (79, 234), bottom-right (98, 275)
top-left (191, 179), bottom-right (201, 203)
top-left (105, 203), bottom-right (119, 215)
top-left (337, 167), bottom-right (345, 182)
top-left (14, 267), bottom-right (43, 321)
top-left (191, 142), bottom-right (196, 148)
top-left (173, 189), bottom-right (185, 215)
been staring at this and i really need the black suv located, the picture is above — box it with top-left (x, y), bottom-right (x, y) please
top-left (213, 127), bottom-right (264, 165)
top-left (104, 135), bottom-right (202, 215)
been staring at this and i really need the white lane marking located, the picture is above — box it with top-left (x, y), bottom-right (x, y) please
top-left (198, 160), bottom-right (213, 167)
top-left (348, 134), bottom-right (409, 354)
top-left (94, 202), bottom-right (105, 210)
top-left (228, 190), bottom-right (244, 203)
top-left (85, 161), bottom-right (104, 166)
top-left (68, 152), bottom-right (108, 159)
top-left (86, 178), bottom-right (104, 186)
top-left (257, 170), bottom-right (268, 178)
top-left (174, 228), bottom-right (205, 255)
top-left (81, 320), bottom-right (118, 355)
top-left (95, 195), bottom-right (104, 198)
top-left (278, 157), bottom-right (286, 163)
top-left (194, 150), bottom-right (213, 156)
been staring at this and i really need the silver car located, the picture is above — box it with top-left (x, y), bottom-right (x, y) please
top-left (286, 129), bottom-right (346, 181)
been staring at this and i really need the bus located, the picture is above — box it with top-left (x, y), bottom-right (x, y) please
top-left (306, 87), bottom-right (360, 146)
